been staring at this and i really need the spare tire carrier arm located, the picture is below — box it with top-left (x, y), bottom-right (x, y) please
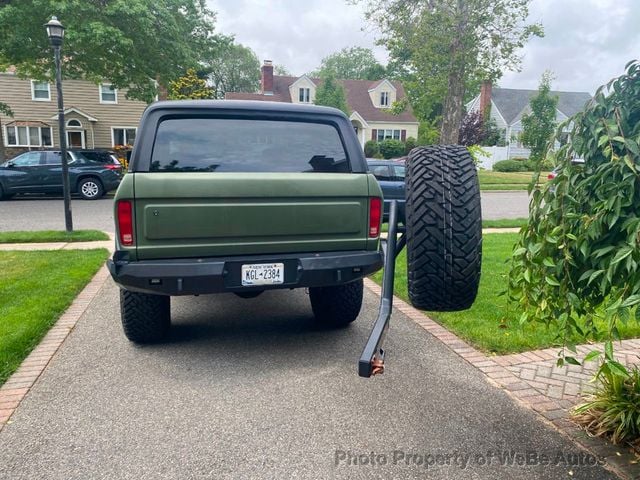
top-left (358, 200), bottom-right (405, 378)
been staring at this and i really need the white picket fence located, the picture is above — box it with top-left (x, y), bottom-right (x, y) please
top-left (477, 146), bottom-right (531, 170)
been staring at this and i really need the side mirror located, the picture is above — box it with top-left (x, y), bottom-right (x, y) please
top-left (6, 161), bottom-right (15, 168)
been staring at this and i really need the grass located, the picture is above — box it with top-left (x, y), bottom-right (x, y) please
top-left (372, 233), bottom-right (640, 355)
top-left (0, 230), bottom-right (109, 244)
top-left (482, 218), bottom-right (528, 229)
top-left (0, 249), bottom-right (109, 386)
top-left (383, 218), bottom-right (528, 232)
top-left (478, 170), bottom-right (550, 191)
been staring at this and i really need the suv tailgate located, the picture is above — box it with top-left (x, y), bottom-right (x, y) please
top-left (133, 172), bottom-right (370, 259)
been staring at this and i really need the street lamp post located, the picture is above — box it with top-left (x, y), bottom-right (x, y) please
top-left (45, 16), bottom-right (73, 232)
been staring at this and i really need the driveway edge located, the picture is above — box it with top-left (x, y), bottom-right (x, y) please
top-left (363, 278), bottom-right (638, 480)
top-left (0, 264), bottom-right (110, 432)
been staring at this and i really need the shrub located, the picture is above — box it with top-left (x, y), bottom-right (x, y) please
top-left (418, 120), bottom-right (440, 145)
top-left (404, 137), bottom-right (417, 155)
top-left (492, 159), bottom-right (527, 172)
top-left (379, 139), bottom-right (405, 159)
top-left (364, 140), bottom-right (379, 158)
top-left (574, 366), bottom-right (640, 444)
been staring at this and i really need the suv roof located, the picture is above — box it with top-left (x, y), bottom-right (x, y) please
top-left (146, 99), bottom-right (349, 117)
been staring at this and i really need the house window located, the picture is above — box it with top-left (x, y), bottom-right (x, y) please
top-left (67, 119), bottom-right (82, 128)
top-left (376, 129), bottom-right (401, 142)
top-left (31, 80), bottom-right (51, 101)
top-left (100, 84), bottom-right (118, 104)
top-left (112, 127), bottom-right (137, 146)
top-left (5, 125), bottom-right (53, 147)
top-left (299, 87), bottom-right (310, 103)
top-left (380, 91), bottom-right (389, 107)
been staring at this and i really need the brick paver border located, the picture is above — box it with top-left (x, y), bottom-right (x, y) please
top-left (0, 265), bottom-right (110, 432)
top-left (363, 278), bottom-right (640, 479)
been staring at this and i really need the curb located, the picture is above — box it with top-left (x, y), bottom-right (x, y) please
top-left (0, 265), bottom-right (111, 433)
top-left (363, 278), bottom-right (639, 480)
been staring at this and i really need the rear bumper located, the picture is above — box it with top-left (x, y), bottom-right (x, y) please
top-left (107, 249), bottom-right (383, 296)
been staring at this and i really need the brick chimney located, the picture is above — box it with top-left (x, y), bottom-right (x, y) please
top-left (261, 60), bottom-right (274, 96)
top-left (479, 80), bottom-right (492, 118)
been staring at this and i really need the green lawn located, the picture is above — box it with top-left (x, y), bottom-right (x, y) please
top-left (0, 230), bottom-right (109, 244)
top-left (478, 170), bottom-right (549, 191)
top-left (372, 233), bottom-right (640, 354)
top-left (0, 249), bottom-right (109, 385)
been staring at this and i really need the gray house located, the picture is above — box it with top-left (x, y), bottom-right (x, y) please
top-left (467, 82), bottom-right (592, 158)
top-left (0, 70), bottom-right (149, 159)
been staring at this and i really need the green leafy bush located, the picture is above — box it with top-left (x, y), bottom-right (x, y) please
top-left (492, 159), bottom-right (527, 172)
top-left (364, 140), bottom-right (379, 158)
top-left (574, 365), bottom-right (640, 445)
top-left (509, 59), bottom-right (640, 369)
top-left (404, 137), bottom-right (417, 155)
top-left (379, 139), bottom-right (405, 159)
top-left (467, 145), bottom-right (490, 166)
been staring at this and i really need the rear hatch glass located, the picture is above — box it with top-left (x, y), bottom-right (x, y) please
top-left (150, 118), bottom-right (350, 173)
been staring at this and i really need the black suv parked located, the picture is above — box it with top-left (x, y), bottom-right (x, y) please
top-left (0, 149), bottom-right (123, 200)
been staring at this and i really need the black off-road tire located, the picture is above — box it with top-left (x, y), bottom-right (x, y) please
top-left (309, 279), bottom-right (363, 327)
top-left (120, 289), bottom-right (171, 343)
top-left (405, 145), bottom-right (482, 311)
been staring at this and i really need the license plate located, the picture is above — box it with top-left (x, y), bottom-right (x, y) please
top-left (241, 263), bottom-right (284, 286)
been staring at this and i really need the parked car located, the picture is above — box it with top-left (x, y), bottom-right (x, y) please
top-left (0, 149), bottom-right (123, 200)
top-left (366, 158), bottom-right (406, 222)
top-left (547, 157), bottom-right (585, 180)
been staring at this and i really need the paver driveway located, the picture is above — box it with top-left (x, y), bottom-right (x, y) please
top-left (0, 279), bottom-right (614, 479)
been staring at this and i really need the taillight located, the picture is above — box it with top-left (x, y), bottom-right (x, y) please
top-left (117, 200), bottom-right (134, 246)
top-left (547, 173), bottom-right (555, 180)
top-left (369, 197), bottom-right (382, 238)
top-left (105, 164), bottom-right (121, 170)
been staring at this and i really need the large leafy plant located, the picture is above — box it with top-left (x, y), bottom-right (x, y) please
top-left (508, 60), bottom-right (640, 373)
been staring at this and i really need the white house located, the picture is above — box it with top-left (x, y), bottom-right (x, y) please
top-left (467, 81), bottom-right (592, 159)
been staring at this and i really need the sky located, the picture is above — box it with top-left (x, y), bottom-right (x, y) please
top-left (209, 0), bottom-right (640, 94)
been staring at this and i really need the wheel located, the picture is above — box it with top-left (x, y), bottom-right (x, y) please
top-left (309, 279), bottom-right (363, 327)
top-left (78, 177), bottom-right (104, 200)
top-left (405, 145), bottom-right (482, 311)
top-left (120, 289), bottom-right (171, 343)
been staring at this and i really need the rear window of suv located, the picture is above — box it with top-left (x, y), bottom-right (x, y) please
top-left (150, 118), bottom-right (349, 173)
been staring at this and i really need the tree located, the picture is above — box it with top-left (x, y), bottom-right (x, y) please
top-left (458, 111), bottom-right (485, 146)
top-left (274, 64), bottom-right (291, 76)
top-left (168, 68), bottom-right (213, 100)
top-left (314, 72), bottom-right (349, 115)
top-left (314, 46), bottom-right (386, 80)
top-left (354, 0), bottom-right (543, 143)
top-left (206, 40), bottom-right (260, 98)
top-left (521, 72), bottom-right (559, 164)
top-left (0, 102), bottom-right (13, 163)
top-left (0, 0), bottom-right (220, 102)
top-left (508, 61), bottom-right (640, 371)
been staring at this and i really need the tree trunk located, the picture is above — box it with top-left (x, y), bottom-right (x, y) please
top-left (440, 65), bottom-right (465, 144)
top-left (439, 0), bottom-right (468, 145)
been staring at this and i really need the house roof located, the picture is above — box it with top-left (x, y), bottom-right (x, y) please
top-left (226, 75), bottom-right (418, 123)
top-left (491, 87), bottom-right (592, 125)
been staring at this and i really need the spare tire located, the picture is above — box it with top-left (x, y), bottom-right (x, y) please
top-left (405, 145), bottom-right (482, 311)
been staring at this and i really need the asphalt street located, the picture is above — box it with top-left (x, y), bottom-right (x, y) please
top-left (0, 191), bottom-right (529, 232)
top-left (0, 279), bottom-right (613, 479)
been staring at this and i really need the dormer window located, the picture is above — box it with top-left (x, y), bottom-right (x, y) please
top-left (299, 87), bottom-right (310, 103)
top-left (380, 91), bottom-right (389, 107)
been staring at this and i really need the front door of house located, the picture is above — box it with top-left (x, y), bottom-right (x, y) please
top-left (67, 130), bottom-right (85, 148)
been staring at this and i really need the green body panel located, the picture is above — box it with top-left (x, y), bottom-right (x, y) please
top-left (113, 172), bottom-right (382, 260)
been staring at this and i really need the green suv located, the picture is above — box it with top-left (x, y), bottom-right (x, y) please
top-left (108, 100), bottom-right (482, 345)
top-left (108, 101), bottom-right (386, 342)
